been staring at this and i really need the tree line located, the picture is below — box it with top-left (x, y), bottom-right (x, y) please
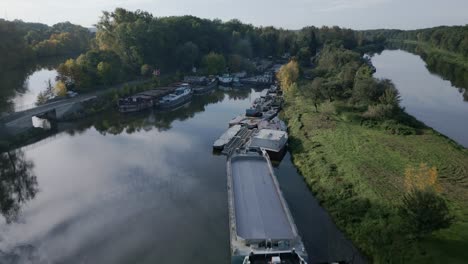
top-left (362, 26), bottom-right (468, 57)
top-left (0, 19), bottom-right (93, 72)
top-left (56, 8), bottom-right (373, 92)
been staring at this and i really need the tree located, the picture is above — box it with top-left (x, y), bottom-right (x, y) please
top-left (140, 64), bottom-right (153, 77)
top-left (297, 47), bottom-right (312, 66)
top-left (202, 52), bottom-right (226, 75)
top-left (400, 189), bottom-right (452, 238)
top-left (97, 61), bottom-right (113, 85)
top-left (399, 163), bottom-right (453, 238)
top-left (303, 78), bottom-right (324, 112)
top-left (55, 80), bottom-right (68, 96)
top-left (277, 60), bottom-right (299, 91)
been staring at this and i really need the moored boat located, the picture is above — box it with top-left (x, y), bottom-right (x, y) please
top-left (227, 149), bottom-right (308, 264)
top-left (118, 95), bottom-right (154, 113)
top-left (249, 129), bottom-right (288, 159)
top-left (219, 74), bottom-right (233, 85)
top-left (192, 78), bottom-right (217, 95)
top-left (158, 84), bottom-right (192, 109)
top-left (213, 125), bottom-right (242, 150)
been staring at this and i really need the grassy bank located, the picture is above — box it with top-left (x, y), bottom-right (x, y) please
top-left (282, 85), bottom-right (468, 263)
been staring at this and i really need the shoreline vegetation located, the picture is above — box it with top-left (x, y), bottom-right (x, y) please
top-left (277, 47), bottom-right (468, 262)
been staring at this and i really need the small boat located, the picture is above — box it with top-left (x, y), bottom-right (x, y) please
top-left (258, 117), bottom-right (287, 131)
top-left (213, 125), bottom-right (242, 150)
top-left (246, 107), bottom-right (262, 117)
top-left (118, 95), bottom-right (154, 113)
top-left (229, 115), bottom-right (248, 127)
top-left (158, 85), bottom-right (192, 109)
top-left (262, 108), bottom-right (278, 120)
top-left (227, 149), bottom-right (308, 264)
top-left (241, 118), bottom-right (262, 129)
top-left (192, 79), bottom-right (217, 95)
top-left (249, 129), bottom-right (288, 159)
top-left (218, 74), bottom-right (233, 85)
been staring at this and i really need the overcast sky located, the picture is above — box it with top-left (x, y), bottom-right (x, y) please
top-left (1, 0), bottom-right (467, 30)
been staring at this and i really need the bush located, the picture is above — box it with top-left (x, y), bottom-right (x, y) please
top-left (399, 189), bottom-right (453, 238)
top-left (362, 104), bottom-right (393, 120)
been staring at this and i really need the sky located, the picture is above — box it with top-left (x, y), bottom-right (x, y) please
top-left (1, 0), bottom-right (467, 30)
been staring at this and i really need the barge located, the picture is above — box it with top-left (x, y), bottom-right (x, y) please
top-left (227, 149), bottom-right (308, 264)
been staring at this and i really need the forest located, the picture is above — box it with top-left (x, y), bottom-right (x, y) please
top-left (55, 8), bottom-right (385, 92)
top-left (362, 26), bottom-right (468, 57)
top-left (0, 19), bottom-right (93, 72)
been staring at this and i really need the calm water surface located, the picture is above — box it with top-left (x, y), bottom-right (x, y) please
top-left (372, 50), bottom-right (468, 147)
top-left (0, 89), bottom-right (363, 263)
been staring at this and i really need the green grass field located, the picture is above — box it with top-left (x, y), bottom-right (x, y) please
top-left (283, 92), bottom-right (468, 263)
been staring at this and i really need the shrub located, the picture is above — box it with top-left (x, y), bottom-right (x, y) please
top-left (399, 189), bottom-right (453, 238)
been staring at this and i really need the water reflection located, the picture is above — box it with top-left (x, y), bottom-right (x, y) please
top-left (372, 50), bottom-right (468, 147)
top-left (0, 56), bottom-right (69, 113)
top-left (0, 150), bottom-right (38, 223)
top-left (384, 42), bottom-right (468, 100)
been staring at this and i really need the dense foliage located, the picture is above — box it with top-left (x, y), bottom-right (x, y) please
top-left (0, 19), bottom-right (93, 72)
top-left (57, 8), bottom-right (367, 91)
top-left (362, 26), bottom-right (468, 57)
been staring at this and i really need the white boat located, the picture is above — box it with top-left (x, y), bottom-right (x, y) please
top-left (227, 149), bottom-right (308, 264)
top-left (258, 117), bottom-right (287, 131)
top-left (229, 115), bottom-right (248, 127)
top-left (249, 129), bottom-right (288, 159)
top-left (219, 74), bottom-right (233, 85)
top-left (213, 125), bottom-right (242, 150)
top-left (158, 85), bottom-right (192, 109)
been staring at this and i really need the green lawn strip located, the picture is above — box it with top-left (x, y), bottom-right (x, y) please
top-left (283, 94), bottom-right (468, 262)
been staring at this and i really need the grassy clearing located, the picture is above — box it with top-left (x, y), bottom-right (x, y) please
top-left (282, 90), bottom-right (468, 263)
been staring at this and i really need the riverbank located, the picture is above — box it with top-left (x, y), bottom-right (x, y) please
top-left (282, 82), bottom-right (468, 263)
top-left (387, 40), bottom-right (468, 68)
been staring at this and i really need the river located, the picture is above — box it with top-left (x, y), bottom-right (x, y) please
top-left (372, 49), bottom-right (468, 147)
top-left (0, 57), bottom-right (66, 114)
top-left (0, 89), bottom-right (363, 263)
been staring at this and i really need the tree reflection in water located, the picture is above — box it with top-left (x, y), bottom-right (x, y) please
top-left (0, 150), bottom-right (38, 223)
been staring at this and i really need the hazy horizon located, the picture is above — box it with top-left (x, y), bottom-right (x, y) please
top-left (1, 0), bottom-right (467, 30)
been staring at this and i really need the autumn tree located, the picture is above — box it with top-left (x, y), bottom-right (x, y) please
top-left (399, 163), bottom-right (452, 238)
top-left (55, 80), bottom-right (68, 97)
top-left (277, 60), bottom-right (299, 91)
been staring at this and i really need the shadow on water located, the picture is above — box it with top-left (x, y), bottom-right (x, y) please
top-left (0, 150), bottom-right (38, 223)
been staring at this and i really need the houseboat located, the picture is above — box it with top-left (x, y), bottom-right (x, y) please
top-left (219, 74), bottom-right (233, 85)
top-left (249, 129), bottom-right (288, 159)
top-left (213, 125), bottom-right (242, 150)
top-left (192, 78), bottom-right (217, 95)
top-left (118, 95), bottom-right (154, 113)
top-left (158, 84), bottom-right (192, 109)
top-left (227, 149), bottom-right (308, 264)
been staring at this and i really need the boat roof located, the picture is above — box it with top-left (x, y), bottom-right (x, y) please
top-left (253, 129), bottom-right (287, 141)
top-left (230, 154), bottom-right (295, 241)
